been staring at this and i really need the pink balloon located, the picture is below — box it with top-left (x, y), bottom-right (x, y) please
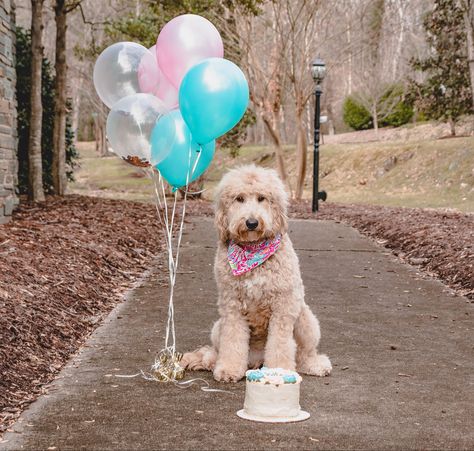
top-left (156, 14), bottom-right (224, 90)
top-left (138, 48), bottom-right (159, 94)
top-left (138, 45), bottom-right (179, 110)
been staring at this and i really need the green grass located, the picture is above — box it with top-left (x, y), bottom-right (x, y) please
top-left (70, 137), bottom-right (474, 212)
top-left (71, 142), bottom-right (154, 202)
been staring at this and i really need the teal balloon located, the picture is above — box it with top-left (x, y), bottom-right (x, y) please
top-left (179, 58), bottom-right (249, 145)
top-left (150, 110), bottom-right (177, 166)
top-left (155, 110), bottom-right (215, 188)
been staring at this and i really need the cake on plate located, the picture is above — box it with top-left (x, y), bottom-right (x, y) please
top-left (237, 367), bottom-right (310, 423)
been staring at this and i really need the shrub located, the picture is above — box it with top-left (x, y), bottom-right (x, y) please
top-left (16, 27), bottom-right (78, 194)
top-left (379, 84), bottom-right (414, 127)
top-left (342, 96), bottom-right (372, 130)
top-left (343, 85), bottom-right (414, 131)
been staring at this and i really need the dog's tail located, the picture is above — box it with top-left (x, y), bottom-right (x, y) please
top-left (181, 345), bottom-right (217, 371)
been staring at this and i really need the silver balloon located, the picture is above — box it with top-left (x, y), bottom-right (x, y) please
top-left (94, 42), bottom-right (153, 108)
top-left (106, 93), bottom-right (171, 167)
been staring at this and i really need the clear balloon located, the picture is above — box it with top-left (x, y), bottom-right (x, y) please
top-left (179, 58), bottom-right (249, 145)
top-left (154, 110), bottom-right (215, 188)
top-left (94, 42), bottom-right (152, 108)
top-left (156, 14), bottom-right (224, 89)
top-left (106, 93), bottom-right (171, 168)
top-left (138, 45), bottom-right (179, 110)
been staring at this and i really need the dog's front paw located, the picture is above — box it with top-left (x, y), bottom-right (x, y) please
top-left (298, 354), bottom-right (332, 377)
top-left (213, 363), bottom-right (245, 383)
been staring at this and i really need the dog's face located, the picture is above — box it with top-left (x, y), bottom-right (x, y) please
top-left (215, 165), bottom-right (288, 244)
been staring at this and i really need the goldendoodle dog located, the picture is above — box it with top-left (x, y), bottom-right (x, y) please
top-left (181, 165), bottom-right (332, 382)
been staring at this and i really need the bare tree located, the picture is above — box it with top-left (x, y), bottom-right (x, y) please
top-left (28, 0), bottom-right (45, 202)
top-left (52, 0), bottom-right (67, 195)
top-left (52, 0), bottom-right (83, 195)
top-left (280, 0), bottom-right (326, 199)
top-left (222, 3), bottom-right (292, 193)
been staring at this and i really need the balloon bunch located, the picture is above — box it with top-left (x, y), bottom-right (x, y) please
top-left (94, 15), bottom-right (249, 385)
top-left (94, 13), bottom-right (249, 189)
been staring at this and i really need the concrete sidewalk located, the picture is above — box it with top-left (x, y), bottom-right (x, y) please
top-left (2, 218), bottom-right (473, 450)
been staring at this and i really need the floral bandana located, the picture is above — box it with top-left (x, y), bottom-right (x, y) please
top-left (227, 234), bottom-right (282, 276)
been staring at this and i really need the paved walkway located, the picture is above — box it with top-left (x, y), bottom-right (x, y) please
top-left (2, 219), bottom-right (473, 450)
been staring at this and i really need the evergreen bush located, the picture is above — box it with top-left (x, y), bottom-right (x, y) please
top-left (380, 84), bottom-right (414, 127)
top-left (16, 27), bottom-right (78, 194)
top-left (342, 96), bottom-right (372, 130)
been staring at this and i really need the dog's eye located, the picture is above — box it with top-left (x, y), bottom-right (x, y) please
top-left (258, 195), bottom-right (266, 202)
top-left (236, 196), bottom-right (244, 203)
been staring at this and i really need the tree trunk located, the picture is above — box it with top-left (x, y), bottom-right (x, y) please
top-left (71, 89), bottom-right (80, 142)
top-left (28, 0), bottom-right (45, 202)
top-left (52, 0), bottom-right (67, 195)
top-left (463, 0), bottom-right (474, 109)
top-left (448, 117), bottom-right (456, 136)
top-left (93, 113), bottom-right (107, 156)
top-left (262, 113), bottom-right (292, 197)
top-left (372, 102), bottom-right (379, 132)
top-left (295, 111), bottom-right (307, 200)
top-left (327, 104), bottom-right (335, 135)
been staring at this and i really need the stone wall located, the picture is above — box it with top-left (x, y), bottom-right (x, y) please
top-left (0, 0), bottom-right (18, 224)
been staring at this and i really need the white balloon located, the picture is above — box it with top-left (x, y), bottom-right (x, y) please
top-left (94, 42), bottom-right (153, 108)
top-left (106, 93), bottom-right (170, 167)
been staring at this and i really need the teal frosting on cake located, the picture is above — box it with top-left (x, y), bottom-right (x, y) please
top-left (283, 374), bottom-right (297, 383)
top-left (245, 367), bottom-right (301, 384)
top-left (247, 369), bottom-right (265, 381)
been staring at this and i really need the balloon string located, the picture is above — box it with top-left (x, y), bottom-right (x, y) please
top-left (124, 149), bottom-right (211, 389)
top-left (114, 373), bottom-right (235, 395)
top-left (149, 169), bottom-right (170, 250)
top-left (149, 146), bottom-right (203, 360)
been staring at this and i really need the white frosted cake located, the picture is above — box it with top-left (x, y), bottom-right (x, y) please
top-left (237, 367), bottom-right (310, 423)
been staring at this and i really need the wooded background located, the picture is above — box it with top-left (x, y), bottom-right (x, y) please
top-left (14, 0), bottom-right (474, 200)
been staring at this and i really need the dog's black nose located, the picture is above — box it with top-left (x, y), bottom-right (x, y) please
top-left (246, 218), bottom-right (259, 230)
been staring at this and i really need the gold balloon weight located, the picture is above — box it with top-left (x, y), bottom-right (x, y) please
top-left (151, 349), bottom-right (185, 382)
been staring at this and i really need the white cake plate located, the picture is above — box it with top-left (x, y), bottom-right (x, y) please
top-left (236, 409), bottom-right (310, 423)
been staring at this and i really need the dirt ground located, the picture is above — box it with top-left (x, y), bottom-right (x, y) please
top-left (323, 115), bottom-right (474, 144)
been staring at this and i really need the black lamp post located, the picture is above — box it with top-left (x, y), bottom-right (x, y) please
top-left (311, 57), bottom-right (327, 212)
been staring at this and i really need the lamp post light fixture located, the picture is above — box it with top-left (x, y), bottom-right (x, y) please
top-left (311, 57), bottom-right (327, 212)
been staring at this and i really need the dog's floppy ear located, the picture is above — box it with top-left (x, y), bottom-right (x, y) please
top-left (272, 201), bottom-right (289, 235)
top-left (215, 201), bottom-right (229, 243)
top-left (269, 171), bottom-right (289, 236)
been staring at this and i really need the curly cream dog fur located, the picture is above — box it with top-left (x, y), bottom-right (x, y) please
top-left (181, 165), bottom-right (331, 382)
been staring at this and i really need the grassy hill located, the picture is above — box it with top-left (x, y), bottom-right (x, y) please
top-left (71, 136), bottom-right (474, 212)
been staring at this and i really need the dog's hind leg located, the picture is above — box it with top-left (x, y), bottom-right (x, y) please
top-left (294, 304), bottom-right (332, 377)
top-left (181, 346), bottom-right (217, 371)
top-left (181, 320), bottom-right (220, 371)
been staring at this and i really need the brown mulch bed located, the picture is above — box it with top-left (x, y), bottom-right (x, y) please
top-left (186, 199), bottom-right (474, 300)
top-left (0, 195), bottom-right (165, 433)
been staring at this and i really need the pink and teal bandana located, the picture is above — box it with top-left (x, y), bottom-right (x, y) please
top-left (227, 234), bottom-right (282, 276)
